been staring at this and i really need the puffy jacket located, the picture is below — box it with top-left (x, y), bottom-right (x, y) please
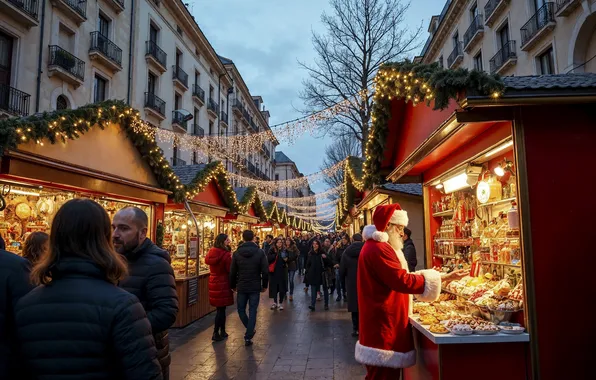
top-left (305, 249), bottom-right (333, 287)
top-left (286, 245), bottom-right (299, 271)
top-left (119, 239), bottom-right (178, 373)
top-left (403, 238), bottom-right (418, 272)
top-left (15, 258), bottom-right (162, 380)
top-left (230, 242), bottom-right (269, 293)
top-left (298, 240), bottom-right (310, 258)
top-left (205, 247), bottom-right (234, 307)
top-left (340, 242), bottom-right (364, 312)
top-left (0, 250), bottom-right (34, 380)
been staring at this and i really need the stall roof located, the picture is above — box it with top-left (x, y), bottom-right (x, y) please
top-left (380, 183), bottom-right (423, 197)
top-left (172, 164), bottom-right (207, 185)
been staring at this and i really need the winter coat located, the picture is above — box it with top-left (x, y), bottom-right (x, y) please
top-left (15, 258), bottom-right (163, 380)
top-left (268, 248), bottom-right (288, 298)
top-left (403, 238), bottom-right (418, 272)
top-left (262, 242), bottom-right (271, 255)
top-left (332, 246), bottom-right (346, 266)
top-left (286, 245), bottom-right (299, 271)
top-left (0, 250), bottom-right (34, 379)
top-left (230, 242), bottom-right (269, 293)
top-left (205, 247), bottom-right (234, 307)
top-left (339, 242), bottom-right (364, 312)
top-left (305, 249), bottom-right (333, 288)
top-left (119, 239), bottom-right (178, 373)
top-left (298, 240), bottom-right (310, 258)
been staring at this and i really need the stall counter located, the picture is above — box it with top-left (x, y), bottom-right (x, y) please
top-left (172, 272), bottom-right (214, 328)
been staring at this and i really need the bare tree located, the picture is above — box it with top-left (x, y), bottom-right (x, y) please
top-left (300, 0), bottom-right (421, 156)
top-left (321, 136), bottom-right (361, 198)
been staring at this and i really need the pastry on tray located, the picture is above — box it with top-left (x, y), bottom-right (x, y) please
top-left (429, 324), bottom-right (449, 334)
top-left (419, 316), bottom-right (439, 325)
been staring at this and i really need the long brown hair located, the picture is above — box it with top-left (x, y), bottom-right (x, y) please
top-left (271, 237), bottom-right (284, 254)
top-left (23, 231), bottom-right (49, 265)
top-left (213, 233), bottom-right (229, 251)
top-left (31, 199), bottom-right (128, 285)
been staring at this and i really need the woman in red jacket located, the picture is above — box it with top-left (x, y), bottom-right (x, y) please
top-left (205, 234), bottom-right (234, 342)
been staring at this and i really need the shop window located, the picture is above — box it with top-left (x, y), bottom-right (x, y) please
top-left (94, 75), bottom-right (107, 103)
top-left (56, 95), bottom-right (69, 110)
top-left (537, 47), bottom-right (555, 74)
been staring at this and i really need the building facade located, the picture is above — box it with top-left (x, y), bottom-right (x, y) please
top-left (1, 0), bottom-right (133, 118)
top-left (416, 0), bottom-right (596, 76)
top-left (274, 151), bottom-right (315, 213)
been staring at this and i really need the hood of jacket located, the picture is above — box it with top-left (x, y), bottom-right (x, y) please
top-left (124, 238), bottom-right (171, 263)
top-left (344, 242), bottom-right (364, 258)
top-left (52, 258), bottom-right (108, 281)
top-left (236, 241), bottom-right (260, 258)
top-left (205, 247), bottom-right (230, 265)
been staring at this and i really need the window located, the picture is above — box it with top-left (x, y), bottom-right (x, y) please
top-left (275, 174), bottom-right (279, 181)
top-left (0, 31), bottom-right (14, 87)
top-left (209, 68), bottom-right (214, 76)
top-left (470, 2), bottom-right (478, 20)
top-left (473, 51), bottom-right (483, 71)
top-left (438, 55), bottom-right (444, 68)
top-left (175, 49), bottom-right (182, 68)
top-left (174, 93), bottom-right (181, 110)
top-left (94, 75), bottom-right (107, 102)
top-left (98, 13), bottom-right (110, 37)
top-left (176, 25), bottom-right (183, 36)
top-left (538, 47), bottom-right (555, 74)
top-left (209, 120), bottom-right (213, 136)
top-left (209, 85), bottom-right (214, 99)
top-left (192, 151), bottom-right (197, 164)
top-left (498, 22), bottom-right (509, 49)
top-left (194, 71), bottom-right (200, 85)
top-left (195, 48), bottom-right (200, 57)
top-left (452, 31), bottom-right (459, 48)
top-left (56, 95), bottom-right (69, 110)
top-left (58, 24), bottom-right (74, 52)
top-left (173, 145), bottom-right (178, 163)
top-left (149, 24), bottom-right (158, 43)
top-left (148, 72), bottom-right (156, 94)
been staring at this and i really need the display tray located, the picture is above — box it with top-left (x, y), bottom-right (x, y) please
top-left (410, 317), bottom-right (529, 344)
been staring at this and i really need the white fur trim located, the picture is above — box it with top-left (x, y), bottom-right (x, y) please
top-left (416, 269), bottom-right (442, 302)
top-left (355, 341), bottom-right (416, 368)
top-left (390, 209), bottom-right (409, 227)
top-left (363, 225), bottom-right (389, 243)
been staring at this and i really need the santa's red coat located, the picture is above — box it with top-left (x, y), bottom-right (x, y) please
top-left (355, 225), bottom-right (441, 369)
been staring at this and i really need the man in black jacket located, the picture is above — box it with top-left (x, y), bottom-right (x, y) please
top-left (230, 230), bottom-right (268, 346)
top-left (0, 249), bottom-right (34, 379)
top-left (403, 227), bottom-right (418, 272)
top-left (297, 235), bottom-right (310, 276)
top-left (340, 234), bottom-right (364, 337)
top-left (113, 207), bottom-right (178, 380)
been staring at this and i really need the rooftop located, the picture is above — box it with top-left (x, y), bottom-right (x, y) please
top-left (218, 55), bottom-right (233, 65)
top-left (172, 164), bottom-right (207, 185)
top-left (274, 151), bottom-right (294, 164)
top-left (502, 73), bottom-right (596, 90)
top-left (380, 183), bottom-right (423, 197)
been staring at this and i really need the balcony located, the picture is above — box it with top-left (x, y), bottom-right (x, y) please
top-left (0, 84), bottom-right (30, 117)
top-left (555, 0), bottom-right (580, 17)
top-left (145, 40), bottom-right (167, 73)
top-left (192, 84), bottom-right (205, 106)
top-left (247, 161), bottom-right (256, 175)
top-left (484, 0), bottom-right (509, 27)
top-left (207, 98), bottom-right (219, 118)
top-left (171, 157), bottom-right (186, 166)
top-left (220, 111), bottom-right (228, 127)
top-left (262, 144), bottom-right (270, 159)
top-left (172, 65), bottom-right (188, 91)
top-left (447, 41), bottom-right (463, 69)
top-left (489, 41), bottom-right (517, 75)
top-left (520, 2), bottom-right (556, 51)
top-left (0, 0), bottom-right (40, 27)
top-left (171, 110), bottom-right (188, 133)
top-left (191, 124), bottom-right (204, 137)
top-left (89, 32), bottom-right (122, 72)
top-left (144, 92), bottom-right (166, 121)
top-left (50, 0), bottom-right (86, 25)
top-left (105, 0), bottom-right (124, 13)
top-left (463, 14), bottom-right (484, 53)
top-left (232, 99), bottom-right (244, 117)
top-left (249, 119), bottom-right (259, 132)
top-left (47, 45), bottom-right (85, 87)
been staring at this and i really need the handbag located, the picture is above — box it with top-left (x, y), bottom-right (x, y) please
top-left (269, 253), bottom-right (278, 273)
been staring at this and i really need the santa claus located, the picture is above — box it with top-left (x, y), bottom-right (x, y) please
top-left (355, 203), bottom-right (465, 379)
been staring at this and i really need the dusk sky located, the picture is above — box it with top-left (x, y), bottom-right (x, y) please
top-left (193, 0), bottom-right (446, 193)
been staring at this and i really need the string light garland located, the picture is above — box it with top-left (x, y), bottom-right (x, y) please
top-left (287, 198), bottom-right (340, 211)
top-left (257, 185), bottom-right (342, 206)
top-left (363, 61), bottom-right (504, 187)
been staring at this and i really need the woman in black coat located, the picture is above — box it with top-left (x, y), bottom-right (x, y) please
top-left (268, 238), bottom-right (288, 310)
top-left (339, 234), bottom-right (365, 337)
top-left (285, 237), bottom-right (299, 301)
top-left (15, 199), bottom-right (162, 380)
top-left (306, 240), bottom-right (333, 311)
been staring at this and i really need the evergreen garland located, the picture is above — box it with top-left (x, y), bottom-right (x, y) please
top-left (363, 61), bottom-right (505, 187)
top-left (156, 221), bottom-right (165, 248)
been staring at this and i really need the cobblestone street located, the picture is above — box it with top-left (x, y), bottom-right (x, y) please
top-left (169, 276), bottom-right (366, 380)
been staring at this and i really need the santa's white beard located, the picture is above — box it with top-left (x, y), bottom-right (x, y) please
top-left (387, 230), bottom-right (404, 252)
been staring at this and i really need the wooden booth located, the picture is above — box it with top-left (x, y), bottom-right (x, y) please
top-left (367, 71), bottom-right (596, 380)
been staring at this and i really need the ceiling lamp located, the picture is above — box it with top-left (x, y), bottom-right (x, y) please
top-left (485, 141), bottom-right (513, 158)
top-left (442, 172), bottom-right (469, 194)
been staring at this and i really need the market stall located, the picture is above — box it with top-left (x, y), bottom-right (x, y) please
top-left (362, 64), bottom-right (596, 379)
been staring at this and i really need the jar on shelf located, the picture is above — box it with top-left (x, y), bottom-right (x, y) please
top-left (508, 201), bottom-right (520, 230)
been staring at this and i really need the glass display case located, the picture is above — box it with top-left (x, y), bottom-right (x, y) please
top-left (220, 220), bottom-right (248, 251)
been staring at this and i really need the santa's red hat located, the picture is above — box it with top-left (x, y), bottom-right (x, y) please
top-left (363, 203), bottom-right (409, 242)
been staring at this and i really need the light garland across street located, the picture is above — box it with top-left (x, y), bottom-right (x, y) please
top-left (257, 185), bottom-right (342, 206)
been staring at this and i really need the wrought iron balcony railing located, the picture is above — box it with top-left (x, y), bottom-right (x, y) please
top-left (447, 41), bottom-right (463, 68)
top-left (172, 65), bottom-right (188, 87)
top-left (144, 92), bottom-right (165, 116)
top-left (463, 14), bottom-right (484, 49)
top-left (89, 31), bottom-right (122, 66)
top-left (220, 111), bottom-right (228, 124)
top-left (145, 40), bottom-right (167, 67)
top-left (489, 40), bottom-right (517, 74)
top-left (521, 2), bottom-right (555, 47)
top-left (7, 0), bottom-right (39, 20)
top-left (64, 0), bottom-right (86, 18)
top-left (192, 84), bottom-right (205, 102)
top-left (172, 110), bottom-right (188, 128)
top-left (0, 83), bottom-right (31, 117)
top-left (192, 124), bottom-right (204, 137)
top-left (48, 45), bottom-right (85, 80)
top-left (207, 98), bottom-right (219, 114)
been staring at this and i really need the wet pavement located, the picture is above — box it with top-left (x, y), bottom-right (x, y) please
top-left (169, 275), bottom-right (367, 380)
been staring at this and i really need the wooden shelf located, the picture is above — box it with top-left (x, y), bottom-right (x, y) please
top-left (433, 209), bottom-right (454, 217)
top-left (435, 238), bottom-right (475, 246)
top-left (481, 261), bottom-right (522, 268)
top-left (478, 197), bottom-right (516, 208)
top-left (434, 254), bottom-right (456, 259)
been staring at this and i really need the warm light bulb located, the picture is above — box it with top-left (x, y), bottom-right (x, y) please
top-left (494, 165), bottom-right (505, 177)
top-left (435, 183), bottom-right (444, 189)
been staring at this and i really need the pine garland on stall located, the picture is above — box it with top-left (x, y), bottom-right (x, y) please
top-left (363, 61), bottom-right (505, 187)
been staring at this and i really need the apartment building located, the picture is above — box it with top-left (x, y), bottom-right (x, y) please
top-left (133, 0), bottom-right (233, 167)
top-left (220, 56), bottom-right (277, 182)
top-left (416, 0), bottom-right (596, 76)
top-left (0, 0), bottom-right (132, 118)
top-left (274, 151), bottom-right (315, 212)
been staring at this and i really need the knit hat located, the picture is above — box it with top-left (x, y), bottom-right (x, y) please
top-left (362, 203), bottom-right (409, 242)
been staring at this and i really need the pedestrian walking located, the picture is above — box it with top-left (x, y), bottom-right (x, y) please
top-left (333, 235), bottom-right (350, 301)
top-left (1, 242), bottom-right (34, 379)
top-left (268, 238), bottom-right (288, 310)
top-left (113, 207), bottom-right (178, 380)
top-left (298, 234), bottom-right (310, 276)
top-left (230, 230), bottom-right (269, 346)
top-left (322, 238), bottom-right (336, 297)
top-left (285, 237), bottom-right (299, 301)
top-left (306, 240), bottom-right (333, 311)
top-left (22, 231), bottom-right (49, 265)
top-left (402, 228), bottom-right (418, 272)
top-left (15, 199), bottom-right (163, 380)
top-left (205, 234), bottom-right (234, 342)
top-left (339, 233), bottom-right (364, 337)
top-left (263, 234), bottom-right (273, 254)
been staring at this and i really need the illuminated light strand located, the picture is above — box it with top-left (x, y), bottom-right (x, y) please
top-left (257, 185), bottom-right (342, 206)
